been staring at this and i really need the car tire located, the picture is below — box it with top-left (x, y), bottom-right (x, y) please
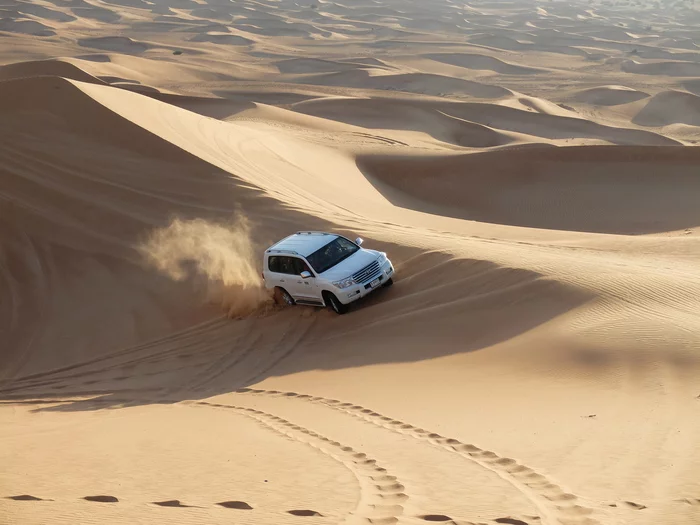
top-left (383, 277), bottom-right (394, 287)
top-left (324, 291), bottom-right (348, 315)
top-left (274, 287), bottom-right (295, 306)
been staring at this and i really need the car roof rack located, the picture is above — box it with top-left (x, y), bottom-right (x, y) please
top-left (266, 248), bottom-right (299, 255)
top-left (295, 231), bottom-right (331, 235)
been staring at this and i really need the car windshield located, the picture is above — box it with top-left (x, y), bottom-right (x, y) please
top-left (306, 236), bottom-right (359, 274)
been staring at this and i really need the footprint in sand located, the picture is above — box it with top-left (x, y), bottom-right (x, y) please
top-left (495, 518), bottom-right (530, 525)
top-left (217, 500), bottom-right (253, 509)
top-left (288, 509), bottom-right (324, 516)
top-left (7, 495), bottom-right (48, 501)
top-left (419, 515), bottom-right (454, 522)
top-left (609, 501), bottom-right (647, 510)
top-left (83, 495), bottom-right (118, 503)
top-left (152, 500), bottom-right (196, 507)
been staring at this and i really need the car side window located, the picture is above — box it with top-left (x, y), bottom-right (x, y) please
top-left (268, 256), bottom-right (311, 275)
top-left (279, 256), bottom-right (294, 274)
top-left (292, 258), bottom-right (312, 275)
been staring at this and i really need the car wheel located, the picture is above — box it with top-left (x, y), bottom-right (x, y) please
top-left (383, 277), bottom-right (394, 287)
top-left (324, 292), bottom-right (348, 315)
top-left (274, 287), bottom-right (295, 306)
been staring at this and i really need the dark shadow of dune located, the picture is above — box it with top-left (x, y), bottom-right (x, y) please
top-left (356, 146), bottom-right (700, 235)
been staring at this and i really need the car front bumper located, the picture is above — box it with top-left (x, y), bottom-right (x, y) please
top-left (337, 259), bottom-right (394, 305)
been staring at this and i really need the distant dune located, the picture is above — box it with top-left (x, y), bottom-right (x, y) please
top-left (293, 97), bottom-right (680, 145)
top-left (569, 85), bottom-right (650, 106)
top-left (426, 53), bottom-right (545, 74)
top-left (0, 17), bottom-right (55, 36)
top-left (189, 32), bottom-right (253, 45)
top-left (71, 4), bottom-right (120, 22)
top-left (78, 36), bottom-right (155, 53)
top-left (0, 59), bottom-right (106, 84)
top-left (469, 33), bottom-right (591, 56)
top-left (9, 3), bottom-right (76, 22)
top-left (622, 59), bottom-right (700, 77)
top-left (276, 57), bottom-right (391, 74)
top-left (297, 70), bottom-right (513, 98)
top-left (684, 79), bottom-right (700, 95)
top-left (633, 90), bottom-right (700, 127)
top-left (358, 146), bottom-right (700, 234)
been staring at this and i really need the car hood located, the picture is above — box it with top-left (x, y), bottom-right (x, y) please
top-left (319, 249), bottom-right (380, 281)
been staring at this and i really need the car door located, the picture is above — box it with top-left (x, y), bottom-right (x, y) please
top-left (267, 255), bottom-right (296, 289)
top-left (287, 257), bottom-right (320, 303)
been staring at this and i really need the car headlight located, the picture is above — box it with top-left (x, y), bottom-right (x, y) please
top-left (333, 276), bottom-right (356, 289)
top-left (377, 252), bottom-right (387, 265)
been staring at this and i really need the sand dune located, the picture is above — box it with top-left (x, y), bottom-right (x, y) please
top-left (0, 17), bottom-right (55, 36)
top-left (232, 19), bottom-right (331, 38)
top-left (276, 57), bottom-right (393, 74)
top-left (632, 90), bottom-right (700, 127)
top-left (292, 97), bottom-right (680, 145)
top-left (9, 3), bottom-right (76, 23)
top-left (2, 1), bottom-right (700, 525)
top-left (70, 4), bottom-right (121, 23)
top-left (0, 59), bottom-right (106, 84)
top-left (621, 59), bottom-right (700, 77)
top-left (426, 53), bottom-right (546, 75)
top-left (189, 32), bottom-right (254, 45)
top-left (468, 34), bottom-right (591, 57)
top-left (569, 85), bottom-right (650, 106)
top-left (0, 76), bottom-right (277, 375)
top-left (357, 146), bottom-right (700, 233)
top-left (297, 70), bottom-right (513, 98)
top-left (683, 79), bottom-right (700, 95)
top-left (78, 36), bottom-right (157, 53)
top-left (285, 97), bottom-right (522, 147)
top-left (190, 7), bottom-right (235, 21)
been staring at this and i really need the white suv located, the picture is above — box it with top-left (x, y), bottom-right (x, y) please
top-left (262, 231), bottom-right (395, 314)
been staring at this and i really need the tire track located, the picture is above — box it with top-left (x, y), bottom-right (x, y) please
top-left (235, 388), bottom-right (600, 525)
top-left (242, 316), bottom-right (317, 386)
top-left (0, 317), bottom-right (229, 394)
top-left (193, 400), bottom-right (407, 525)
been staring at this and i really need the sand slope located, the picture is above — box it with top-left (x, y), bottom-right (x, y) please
top-left (569, 85), bottom-right (650, 106)
top-left (357, 146), bottom-right (700, 233)
top-left (2, 1), bottom-right (700, 525)
top-left (426, 53), bottom-right (546, 75)
top-left (632, 90), bottom-right (700, 127)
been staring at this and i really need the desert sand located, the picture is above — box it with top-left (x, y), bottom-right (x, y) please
top-left (1, 0), bottom-right (700, 524)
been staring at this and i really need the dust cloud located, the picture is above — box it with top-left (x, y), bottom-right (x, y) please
top-left (140, 215), bottom-right (272, 317)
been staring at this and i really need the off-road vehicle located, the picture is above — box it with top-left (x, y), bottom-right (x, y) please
top-left (262, 231), bottom-right (395, 314)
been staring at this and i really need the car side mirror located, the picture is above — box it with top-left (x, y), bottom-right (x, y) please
top-left (300, 270), bottom-right (312, 279)
top-left (355, 237), bottom-right (364, 246)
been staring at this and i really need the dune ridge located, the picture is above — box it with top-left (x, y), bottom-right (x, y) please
top-left (291, 97), bottom-right (681, 145)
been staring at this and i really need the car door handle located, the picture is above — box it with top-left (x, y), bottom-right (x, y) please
top-left (280, 279), bottom-right (285, 282)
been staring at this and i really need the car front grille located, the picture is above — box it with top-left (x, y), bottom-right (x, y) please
top-left (352, 260), bottom-right (381, 284)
